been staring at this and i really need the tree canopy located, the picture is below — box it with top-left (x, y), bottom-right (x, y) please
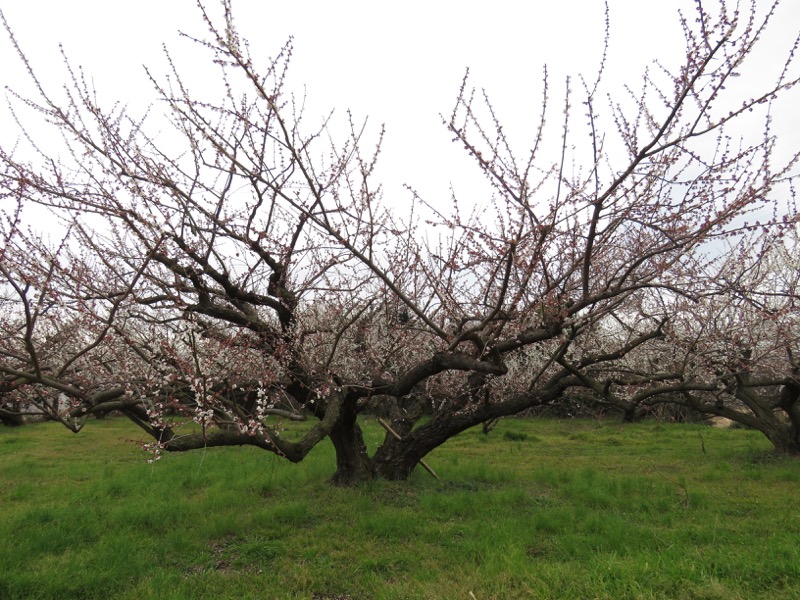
top-left (1, 0), bottom-right (799, 483)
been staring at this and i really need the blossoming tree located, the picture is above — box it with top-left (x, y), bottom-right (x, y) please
top-left (1, 0), bottom-right (798, 482)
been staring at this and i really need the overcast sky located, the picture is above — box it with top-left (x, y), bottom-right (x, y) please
top-left (2, 0), bottom-right (799, 209)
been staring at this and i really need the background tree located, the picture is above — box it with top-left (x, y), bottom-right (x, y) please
top-left (1, 0), bottom-right (798, 483)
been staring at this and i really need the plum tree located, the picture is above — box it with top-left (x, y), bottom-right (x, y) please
top-left (1, 0), bottom-right (798, 483)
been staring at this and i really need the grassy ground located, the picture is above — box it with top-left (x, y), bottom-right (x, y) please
top-left (0, 416), bottom-right (798, 599)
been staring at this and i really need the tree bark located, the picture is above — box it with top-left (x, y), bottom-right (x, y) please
top-left (0, 406), bottom-right (25, 426)
top-left (328, 397), bottom-right (374, 485)
top-left (372, 384), bottom-right (567, 480)
top-left (773, 382), bottom-right (800, 454)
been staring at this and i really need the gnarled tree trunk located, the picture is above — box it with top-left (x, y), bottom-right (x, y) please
top-left (328, 398), bottom-right (374, 485)
top-left (774, 381), bottom-right (800, 454)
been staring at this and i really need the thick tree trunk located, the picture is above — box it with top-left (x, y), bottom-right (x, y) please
top-left (328, 399), bottom-right (374, 486)
top-left (743, 381), bottom-right (800, 455)
top-left (622, 405), bottom-right (645, 423)
top-left (372, 409), bottom-right (495, 480)
top-left (0, 392), bottom-right (25, 426)
top-left (372, 438), bottom-right (426, 481)
top-left (763, 426), bottom-right (800, 454)
top-left (775, 382), bottom-right (800, 454)
top-left (0, 406), bottom-right (25, 427)
top-left (372, 386), bottom-right (566, 480)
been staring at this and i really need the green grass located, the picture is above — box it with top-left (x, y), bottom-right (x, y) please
top-left (1, 417), bottom-right (798, 599)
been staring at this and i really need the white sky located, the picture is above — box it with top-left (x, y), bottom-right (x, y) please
top-left (2, 0), bottom-right (799, 210)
